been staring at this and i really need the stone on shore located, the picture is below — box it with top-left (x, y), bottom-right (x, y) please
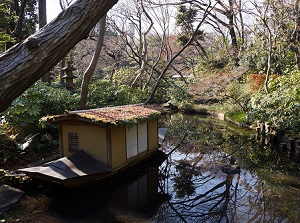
top-left (0, 185), bottom-right (24, 214)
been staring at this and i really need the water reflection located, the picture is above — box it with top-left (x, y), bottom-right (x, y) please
top-left (152, 113), bottom-right (300, 223)
top-left (3, 113), bottom-right (300, 223)
top-left (20, 165), bottom-right (168, 223)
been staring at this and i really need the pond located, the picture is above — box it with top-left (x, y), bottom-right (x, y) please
top-left (1, 113), bottom-right (300, 223)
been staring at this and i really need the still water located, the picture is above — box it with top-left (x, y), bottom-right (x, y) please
top-left (3, 113), bottom-right (300, 222)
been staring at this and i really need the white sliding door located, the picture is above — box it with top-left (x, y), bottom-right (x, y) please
top-left (126, 125), bottom-right (138, 159)
top-left (138, 123), bottom-right (148, 153)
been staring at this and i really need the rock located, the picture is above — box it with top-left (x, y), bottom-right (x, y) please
top-left (219, 164), bottom-right (241, 175)
top-left (161, 102), bottom-right (178, 110)
top-left (0, 169), bottom-right (5, 176)
top-left (0, 185), bottom-right (24, 214)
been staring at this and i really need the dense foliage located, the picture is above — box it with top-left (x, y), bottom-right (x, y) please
top-left (0, 0), bottom-right (38, 52)
top-left (0, 3), bottom-right (15, 51)
top-left (247, 72), bottom-right (300, 135)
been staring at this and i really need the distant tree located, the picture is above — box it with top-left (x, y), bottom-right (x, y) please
top-left (145, 2), bottom-right (211, 103)
top-left (175, 4), bottom-right (208, 59)
top-left (0, 0), bottom-right (38, 51)
top-left (171, 0), bottom-right (243, 66)
top-left (0, 3), bottom-right (15, 51)
top-left (59, 0), bottom-right (73, 9)
top-left (11, 0), bottom-right (37, 43)
top-left (290, 0), bottom-right (300, 69)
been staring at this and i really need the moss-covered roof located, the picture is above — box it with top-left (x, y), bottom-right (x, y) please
top-left (40, 104), bottom-right (161, 126)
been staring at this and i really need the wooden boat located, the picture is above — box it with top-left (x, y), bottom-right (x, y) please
top-left (18, 104), bottom-right (167, 188)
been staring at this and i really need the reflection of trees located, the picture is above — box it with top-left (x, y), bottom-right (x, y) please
top-left (173, 161), bottom-right (195, 198)
top-left (155, 148), bottom-right (242, 223)
top-left (154, 153), bottom-right (291, 223)
top-left (157, 160), bottom-right (231, 222)
top-left (171, 173), bottom-right (240, 222)
top-left (156, 113), bottom-right (300, 222)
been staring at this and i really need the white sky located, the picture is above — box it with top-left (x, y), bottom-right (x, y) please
top-left (46, 0), bottom-right (62, 22)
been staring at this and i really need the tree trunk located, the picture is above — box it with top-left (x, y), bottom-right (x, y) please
top-left (265, 30), bottom-right (272, 94)
top-left (131, 0), bottom-right (153, 88)
top-left (38, 0), bottom-right (47, 29)
top-left (80, 14), bottom-right (107, 109)
top-left (39, 0), bottom-right (51, 83)
top-left (293, 0), bottom-right (300, 69)
top-left (228, 0), bottom-right (239, 67)
top-left (0, 0), bottom-right (118, 113)
top-left (12, 0), bottom-right (28, 40)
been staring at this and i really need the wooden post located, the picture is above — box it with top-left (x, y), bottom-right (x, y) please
top-left (259, 122), bottom-right (266, 144)
top-left (265, 122), bottom-right (270, 134)
top-left (256, 127), bottom-right (261, 140)
top-left (279, 143), bottom-right (287, 151)
top-left (288, 138), bottom-right (295, 160)
top-left (288, 138), bottom-right (295, 154)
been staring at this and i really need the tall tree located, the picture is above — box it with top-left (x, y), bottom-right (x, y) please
top-left (175, 4), bottom-right (208, 59)
top-left (80, 14), bottom-right (107, 109)
top-left (38, 0), bottom-right (51, 83)
top-left (291, 0), bottom-right (300, 69)
top-left (175, 0), bottom-right (241, 66)
top-left (131, 0), bottom-right (153, 88)
top-left (0, 0), bottom-right (119, 112)
top-left (145, 2), bottom-right (212, 104)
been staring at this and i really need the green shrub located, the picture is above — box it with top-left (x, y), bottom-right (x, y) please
top-left (247, 72), bottom-right (300, 134)
top-left (1, 81), bottom-right (80, 153)
top-left (87, 79), bottom-right (149, 108)
top-left (112, 67), bottom-right (136, 86)
top-left (2, 81), bottom-right (80, 129)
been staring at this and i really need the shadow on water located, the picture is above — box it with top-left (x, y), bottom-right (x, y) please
top-left (2, 113), bottom-right (300, 222)
top-left (46, 166), bottom-right (169, 223)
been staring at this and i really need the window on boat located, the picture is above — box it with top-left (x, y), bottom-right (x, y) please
top-left (68, 132), bottom-right (79, 152)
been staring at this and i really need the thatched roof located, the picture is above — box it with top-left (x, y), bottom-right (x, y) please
top-left (40, 104), bottom-right (161, 126)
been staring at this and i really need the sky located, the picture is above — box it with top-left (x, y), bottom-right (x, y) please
top-left (46, 0), bottom-right (62, 22)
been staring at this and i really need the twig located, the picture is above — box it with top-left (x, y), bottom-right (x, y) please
top-left (167, 133), bottom-right (188, 156)
top-left (223, 138), bottom-right (253, 158)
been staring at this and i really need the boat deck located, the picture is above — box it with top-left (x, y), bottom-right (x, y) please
top-left (18, 150), bottom-right (111, 180)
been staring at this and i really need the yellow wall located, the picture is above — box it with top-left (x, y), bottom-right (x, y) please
top-left (110, 125), bottom-right (126, 168)
top-left (148, 120), bottom-right (158, 151)
top-left (59, 119), bottom-right (159, 169)
top-left (61, 123), bottom-right (107, 164)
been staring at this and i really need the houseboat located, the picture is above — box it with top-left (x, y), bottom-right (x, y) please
top-left (18, 104), bottom-right (167, 188)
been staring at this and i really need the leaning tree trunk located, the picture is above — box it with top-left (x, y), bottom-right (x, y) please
top-left (80, 14), bottom-right (107, 109)
top-left (0, 0), bottom-right (118, 113)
